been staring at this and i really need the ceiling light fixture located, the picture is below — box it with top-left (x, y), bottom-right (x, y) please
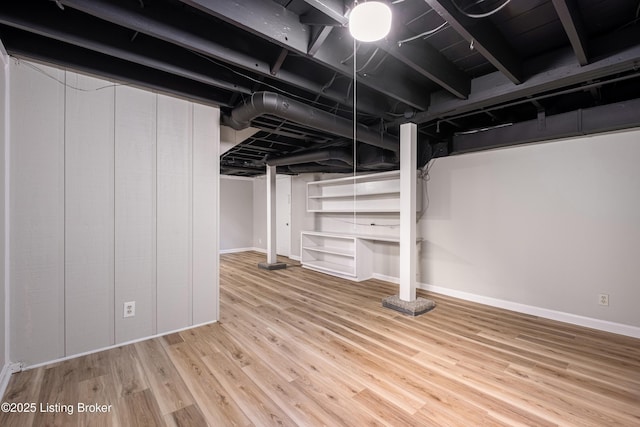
top-left (349, 1), bottom-right (392, 42)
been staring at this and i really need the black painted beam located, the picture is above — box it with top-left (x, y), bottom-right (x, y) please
top-left (300, 8), bottom-right (342, 26)
top-left (452, 97), bottom-right (640, 153)
top-left (552, 0), bottom-right (588, 65)
top-left (57, 0), bottom-right (385, 116)
top-left (379, 36), bottom-right (470, 99)
top-left (298, 0), bottom-right (468, 99)
top-left (402, 25), bottom-right (640, 125)
top-left (0, 4), bottom-right (253, 95)
top-left (301, 0), bottom-right (347, 24)
top-left (424, 0), bottom-right (523, 84)
top-left (4, 33), bottom-right (232, 107)
top-left (178, 0), bottom-right (430, 110)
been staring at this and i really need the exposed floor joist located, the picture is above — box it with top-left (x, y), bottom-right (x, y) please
top-left (424, 0), bottom-right (523, 84)
top-left (179, 0), bottom-right (430, 110)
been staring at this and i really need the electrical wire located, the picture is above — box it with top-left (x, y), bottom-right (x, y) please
top-left (451, 0), bottom-right (512, 18)
top-left (356, 48), bottom-right (381, 73)
top-left (397, 22), bottom-right (448, 46)
top-left (18, 59), bottom-right (129, 91)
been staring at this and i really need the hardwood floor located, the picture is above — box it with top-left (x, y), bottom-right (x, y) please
top-left (1, 251), bottom-right (639, 426)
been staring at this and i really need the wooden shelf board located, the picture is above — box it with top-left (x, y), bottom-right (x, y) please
top-left (302, 260), bottom-right (355, 276)
top-left (302, 246), bottom-right (354, 257)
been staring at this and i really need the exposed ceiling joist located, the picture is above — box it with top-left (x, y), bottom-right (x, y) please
top-left (552, 0), bottom-right (589, 66)
top-left (301, 0), bottom-right (346, 24)
top-left (57, 0), bottom-right (386, 117)
top-left (407, 25), bottom-right (640, 124)
top-left (6, 35), bottom-right (232, 107)
top-left (380, 36), bottom-right (470, 99)
top-left (0, 5), bottom-right (253, 95)
top-left (178, 0), bottom-right (430, 110)
top-left (295, 0), bottom-right (468, 99)
top-left (453, 97), bottom-right (640, 153)
top-left (424, 0), bottom-right (523, 84)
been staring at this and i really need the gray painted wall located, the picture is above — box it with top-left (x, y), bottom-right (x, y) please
top-left (374, 129), bottom-right (640, 328)
top-left (220, 176), bottom-right (254, 251)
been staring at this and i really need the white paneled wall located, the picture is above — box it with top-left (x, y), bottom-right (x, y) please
top-left (65, 73), bottom-right (115, 355)
top-left (114, 86), bottom-right (157, 344)
top-left (156, 95), bottom-right (192, 333)
top-left (9, 61), bottom-right (219, 366)
top-left (10, 63), bottom-right (65, 364)
top-left (192, 103), bottom-right (219, 324)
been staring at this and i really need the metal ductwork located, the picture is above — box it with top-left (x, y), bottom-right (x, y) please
top-left (265, 148), bottom-right (353, 167)
top-left (287, 163), bottom-right (354, 174)
top-left (223, 92), bottom-right (399, 154)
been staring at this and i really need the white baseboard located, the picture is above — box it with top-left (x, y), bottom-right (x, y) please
top-left (0, 362), bottom-right (22, 399)
top-left (22, 320), bottom-right (218, 371)
top-left (372, 273), bottom-right (640, 339)
top-left (220, 247), bottom-right (256, 254)
top-left (219, 248), bottom-right (301, 261)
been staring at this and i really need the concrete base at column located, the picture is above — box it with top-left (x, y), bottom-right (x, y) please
top-left (382, 295), bottom-right (435, 316)
top-left (257, 262), bottom-right (287, 270)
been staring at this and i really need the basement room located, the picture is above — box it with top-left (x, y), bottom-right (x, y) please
top-left (0, 0), bottom-right (638, 425)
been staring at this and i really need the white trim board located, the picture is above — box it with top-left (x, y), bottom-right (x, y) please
top-left (372, 273), bottom-right (640, 339)
top-left (219, 247), bottom-right (266, 255)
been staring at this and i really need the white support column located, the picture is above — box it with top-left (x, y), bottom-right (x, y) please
top-left (258, 165), bottom-right (286, 270)
top-left (266, 165), bottom-right (277, 264)
top-left (399, 123), bottom-right (417, 302)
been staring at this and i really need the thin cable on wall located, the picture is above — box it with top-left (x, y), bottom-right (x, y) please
top-left (17, 59), bottom-right (129, 91)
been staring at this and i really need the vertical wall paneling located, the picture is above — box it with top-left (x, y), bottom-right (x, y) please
top-left (9, 62), bottom-right (65, 365)
top-left (192, 103), bottom-right (219, 324)
top-left (9, 61), bottom-right (220, 365)
top-left (156, 95), bottom-right (192, 333)
top-left (64, 72), bottom-right (115, 354)
top-left (114, 86), bottom-right (157, 344)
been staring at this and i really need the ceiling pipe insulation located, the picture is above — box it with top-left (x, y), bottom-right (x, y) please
top-left (222, 92), bottom-right (399, 155)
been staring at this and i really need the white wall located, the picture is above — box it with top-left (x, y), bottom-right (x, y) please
top-left (10, 62), bottom-right (65, 365)
top-left (9, 61), bottom-right (219, 366)
top-left (375, 129), bottom-right (640, 330)
top-left (220, 176), bottom-right (254, 251)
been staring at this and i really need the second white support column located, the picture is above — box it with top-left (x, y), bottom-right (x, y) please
top-left (399, 122), bottom-right (417, 302)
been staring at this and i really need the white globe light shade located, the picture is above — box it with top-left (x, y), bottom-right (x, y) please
top-left (349, 2), bottom-right (392, 42)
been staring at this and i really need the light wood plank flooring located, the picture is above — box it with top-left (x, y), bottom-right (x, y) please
top-left (1, 251), bottom-right (639, 426)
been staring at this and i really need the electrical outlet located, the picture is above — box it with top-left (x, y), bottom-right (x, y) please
top-left (598, 294), bottom-right (609, 306)
top-left (124, 301), bottom-right (136, 318)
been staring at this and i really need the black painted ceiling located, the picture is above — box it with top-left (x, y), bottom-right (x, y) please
top-left (1, 0), bottom-right (640, 176)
